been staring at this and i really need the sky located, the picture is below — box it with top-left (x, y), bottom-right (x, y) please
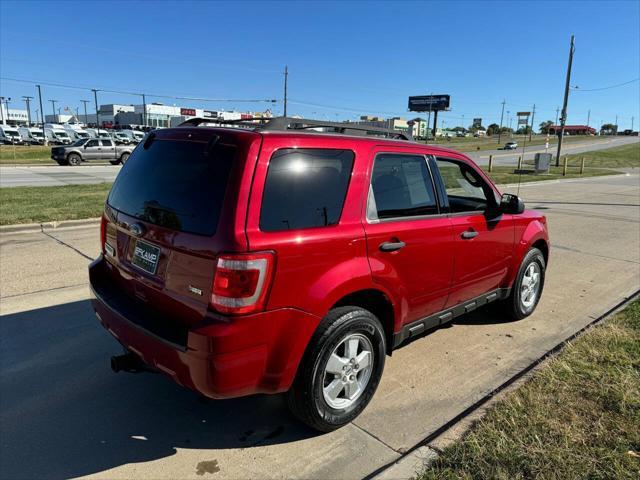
top-left (1, 0), bottom-right (639, 130)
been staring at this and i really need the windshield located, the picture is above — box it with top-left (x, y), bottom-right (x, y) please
top-left (5, 129), bottom-right (19, 135)
top-left (32, 131), bottom-right (44, 138)
top-left (56, 132), bottom-right (70, 138)
top-left (108, 139), bottom-right (236, 235)
top-left (77, 132), bottom-right (90, 138)
top-left (72, 138), bottom-right (89, 146)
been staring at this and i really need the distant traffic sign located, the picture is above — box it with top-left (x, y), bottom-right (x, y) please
top-left (408, 95), bottom-right (450, 112)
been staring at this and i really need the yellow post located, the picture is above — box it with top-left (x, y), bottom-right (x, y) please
top-left (488, 154), bottom-right (493, 172)
top-left (580, 157), bottom-right (585, 174)
top-left (517, 155), bottom-right (522, 170)
top-left (563, 156), bottom-right (568, 176)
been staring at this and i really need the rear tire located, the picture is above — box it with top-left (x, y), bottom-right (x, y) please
top-left (109, 160), bottom-right (120, 165)
top-left (502, 247), bottom-right (546, 320)
top-left (120, 152), bottom-right (130, 164)
top-left (67, 153), bottom-right (82, 166)
top-left (287, 306), bottom-right (386, 432)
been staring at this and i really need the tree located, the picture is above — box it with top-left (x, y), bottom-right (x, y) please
top-left (600, 123), bottom-right (617, 135)
top-left (500, 126), bottom-right (513, 134)
top-left (486, 123), bottom-right (500, 136)
top-left (516, 126), bottom-right (532, 135)
top-left (539, 120), bottom-right (554, 134)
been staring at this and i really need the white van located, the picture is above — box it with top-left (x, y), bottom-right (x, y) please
top-left (18, 126), bottom-right (46, 145)
top-left (121, 129), bottom-right (145, 144)
top-left (63, 124), bottom-right (91, 141)
top-left (0, 125), bottom-right (23, 145)
top-left (85, 128), bottom-right (111, 139)
top-left (45, 126), bottom-right (72, 145)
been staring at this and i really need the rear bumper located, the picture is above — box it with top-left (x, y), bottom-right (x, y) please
top-left (89, 256), bottom-right (320, 399)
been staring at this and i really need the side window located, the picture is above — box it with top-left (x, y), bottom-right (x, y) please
top-left (260, 148), bottom-right (354, 232)
top-left (101, 139), bottom-right (113, 147)
top-left (369, 153), bottom-right (438, 220)
top-left (435, 158), bottom-right (495, 213)
top-left (86, 139), bottom-right (99, 147)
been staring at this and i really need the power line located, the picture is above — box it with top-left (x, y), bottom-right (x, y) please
top-left (0, 77), bottom-right (278, 104)
top-left (572, 77), bottom-right (640, 92)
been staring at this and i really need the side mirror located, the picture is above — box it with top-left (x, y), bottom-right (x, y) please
top-left (500, 193), bottom-right (525, 214)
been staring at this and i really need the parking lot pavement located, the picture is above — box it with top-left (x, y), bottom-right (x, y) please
top-left (0, 165), bottom-right (120, 188)
top-left (1, 174), bottom-right (638, 479)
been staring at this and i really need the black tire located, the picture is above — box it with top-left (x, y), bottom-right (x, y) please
top-left (120, 152), bottom-right (130, 164)
top-left (109, 160), bottom-right (120, 165)
top-left (502, 247), bottom-right (546, 320)
top-left (67, 153), bottom-right (82, 166)
top-left (286, 306), bottom-right (386, 432)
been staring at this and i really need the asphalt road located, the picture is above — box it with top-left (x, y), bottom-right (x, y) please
top-left (1, 174), bottom-right (639, 479)
top-left (0, 136), bottom-right (637, 187)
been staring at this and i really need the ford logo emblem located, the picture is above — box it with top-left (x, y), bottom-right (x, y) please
top-left (128, 223), bottom-right (144, 237)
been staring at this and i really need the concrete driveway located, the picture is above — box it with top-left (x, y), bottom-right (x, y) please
top-left (0, 174), bottom-right (638, 479)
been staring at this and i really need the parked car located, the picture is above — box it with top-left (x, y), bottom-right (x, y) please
top-left (504, 141), bottom-right (518, 150)
top-left (89, 119), bottom-right (549, 432)
top-left (51, 137), bottom-right (134, 165)
top-left (120, 129), bottom-right (145, 144)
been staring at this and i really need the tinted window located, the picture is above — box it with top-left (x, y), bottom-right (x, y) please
top-left (436, 158), bottom-right (494, 213)
top-left (86, 140), bottom-right (99, 147)
top-left (370, 154), bottom-right (438, 219)
top-left (108, 139), bottom-right (235, 235)
top-left (101, 139), bottom-right (113, 147)
top-left (260, 148), bottom-right (354, 231)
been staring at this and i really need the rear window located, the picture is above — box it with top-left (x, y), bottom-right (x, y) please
top-left (108, 139), bottom-right (235, 236)
top-left (260, 148), bottom-right (354, 232)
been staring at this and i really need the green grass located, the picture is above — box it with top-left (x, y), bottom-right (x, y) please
top-left (0, 145), bottom-right (56, 165)
top-left (417, 299), bottom-right (640, 480)
top-left (0, 183), bottom-right (111, 225)
top-left (483, 165), bottom-right (618, 185)
top-left (564, 142), bottom-right (640, 168)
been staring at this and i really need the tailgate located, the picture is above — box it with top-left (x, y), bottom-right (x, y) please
top-left (101, 128), bottom-right (249, 327)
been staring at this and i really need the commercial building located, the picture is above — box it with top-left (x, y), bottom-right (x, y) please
top-left (548, 125), bottom-right (596, 135)
top-left (0, 105), bottom-right (29, 125)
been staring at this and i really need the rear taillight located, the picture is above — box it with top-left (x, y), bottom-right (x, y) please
top-left (211, 252), bottom-right (275, 315)
top-left (100, 215), bottom-right (107, 253)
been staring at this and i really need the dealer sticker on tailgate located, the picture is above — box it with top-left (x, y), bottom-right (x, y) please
top-left (131, 240), bottom-right (160, 274)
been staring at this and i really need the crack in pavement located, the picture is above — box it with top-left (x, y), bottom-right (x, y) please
top-left (40, 229), bottom-right (94, 261)
top-left (552, 244), bottom-right (640, 265)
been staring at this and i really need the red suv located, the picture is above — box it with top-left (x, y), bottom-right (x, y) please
top-left (89, 118), bottom-right (549, 432)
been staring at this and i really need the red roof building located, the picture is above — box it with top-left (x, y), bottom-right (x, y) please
top-left (548, 125), bottom-right (596, 135)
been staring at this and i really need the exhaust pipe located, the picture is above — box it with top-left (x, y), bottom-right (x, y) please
top-left (110, 352), bottom-right (149, 374)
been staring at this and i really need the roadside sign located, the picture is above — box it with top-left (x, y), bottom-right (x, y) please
top-left (408, 95), bottom-right (450, 112)
top-left (473, 118), bottom-right (482, 128)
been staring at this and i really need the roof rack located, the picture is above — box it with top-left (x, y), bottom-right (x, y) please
top-left (178, 116), bottom-right (411, 141)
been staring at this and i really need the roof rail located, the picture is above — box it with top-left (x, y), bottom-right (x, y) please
top-left (177, 116), bottom-right (411, 141)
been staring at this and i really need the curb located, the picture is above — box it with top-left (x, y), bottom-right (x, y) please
top-left (0, 217), bottom-right (101, 234)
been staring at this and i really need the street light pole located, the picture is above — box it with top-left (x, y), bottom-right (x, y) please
top-left (37, 85), bottom-right (46, 143)
top-left (283, 65), bottom-right (288, 117)
top-left (0, 96), bottom-right (5, 125)
top-left (22, 96), bottom-right (33, 125)
top-left (529, 104), bottom-right (536, 141)
top-left (555, 34), bottom-right (575, 166)
top-left (80, 100), bottom-right (90, 125)
top-left (498, 99), bottom-right (506, 144)
top-left (141, 93), bottom-right (147, 127)
top-left (49, 99), bottom-right (58, 122)
top-left (92, 89), bottom-right (100, 128)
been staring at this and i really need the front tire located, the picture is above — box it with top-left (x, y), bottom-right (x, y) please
top-left (503, 247), bottom-right (546, 320)
top-left (287, 307), bottom-right (386, 432)
top-left (67, 153), bottom-right (82, 166)
top-left (120, 152), bottom-right (130, 164)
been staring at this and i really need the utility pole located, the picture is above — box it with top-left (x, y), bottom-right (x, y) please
top-left (498, 99), bottom-right (506, 144)
top-left (554, 107), bottom-right (560, 126)
top-left (36, 85), bottom-right (46, 143)
top-left (22, 96), bottom-right (33, 125)
top-left (92, 89), bottom-right (100, 128)
top-left (283, 65), bottom-right (288, 117)
top-left (142, 93), bottom-right (147, 126)
top-left (0, 96), bottom-right (5, 125)
top-left (49, 99), bottom-right (57, 121)
top-left (529, 104), bottom-right (536, 141)
top-left (614, 114), bottom-right (618, 134)
top-left (632, 116), bottom-right (635, 132)
top-left (426, 92), bottom-right (433, 143)
top-left (586, 109), bottom-right (590, 129)
top-left (555, 34), bottom-right (575, 167)
top-left (80, 100), bottom-right (90, 125)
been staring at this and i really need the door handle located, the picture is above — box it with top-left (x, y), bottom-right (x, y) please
top-left (461, 230), bottom-right (479, 240)
top-left (379, 240), bottom-right (406, 252)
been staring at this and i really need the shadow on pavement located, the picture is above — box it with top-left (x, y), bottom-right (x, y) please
top-left (0, 300), bottom-right (318, 480)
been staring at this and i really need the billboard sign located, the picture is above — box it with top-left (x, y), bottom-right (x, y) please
top-left (472, 118), bottom-right (482, 128)
top-left (203, 110), bottom-right (218, 118)
top-left (408, 95), bottom-right (450, 112)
